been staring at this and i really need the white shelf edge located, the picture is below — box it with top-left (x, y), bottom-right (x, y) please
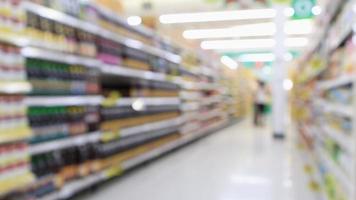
top-left (321, 125), bottom-right (353, 153)
top-left (116, 97), bottom-right (180, 107)
top-left (120, 117), bottom-right (184, 138)
top-left (316, 75), bottom-right (355, 90)
top-left (316, 146), bottom-right (353, 195)
top-left (315, 98), bottom-right (353, 117)
top-left (101, 64), bottom-right (169, 83)
top-left (25, 95), bottom-right (103, 106)
top-left (30, 131), bottom-right (101, 155)
top-left (0, 81), bottom-right (32, 94)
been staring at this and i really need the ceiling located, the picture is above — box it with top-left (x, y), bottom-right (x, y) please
top-left (121, 0), bottom-right (318, 80)
top-left (122, 0), bottom-right (270, 16)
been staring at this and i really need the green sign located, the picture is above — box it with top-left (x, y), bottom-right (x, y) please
top-left (292, 0), bottom-right (316, 19)
top-left (271, 0), bottom-right (291, 4)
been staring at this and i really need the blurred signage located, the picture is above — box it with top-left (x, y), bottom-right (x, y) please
top-left (222, 0), bottom-right (269, 8)
top-left (271, 0), bottom-right (290, 4)
top-left (292, 0), bottom-right (316, 19)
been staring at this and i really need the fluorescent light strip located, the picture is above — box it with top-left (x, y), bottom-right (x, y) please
top-left (238, 53), bottom-right (275, 62)
top-left (237, 53), bottom-right (293, 62)
top-left (201, 37), bottom-right (308, 50)
top-left (183, 19), bottom-right (313, 40)
top-left (202, 38), bottom-right (276, 50)
top-left (183, 23), bottom-right (276, 39)
top-left (159, 9), bottom-right (276, 24)
top-left (221, 56), bottom-right (238, 69)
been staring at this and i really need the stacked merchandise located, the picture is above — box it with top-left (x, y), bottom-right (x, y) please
top-left (220, 66), bottom-right (254, 118)
top-left (0, 6), bottom-right (34, 199)
top-left (0, 1), bottom-right (243, 199)
top-left (0, 42), bottom-right (33, 198)
top-left (179, 51), bottom-right (228, 136)
top-left (292, 0), bottom-right (356, 200)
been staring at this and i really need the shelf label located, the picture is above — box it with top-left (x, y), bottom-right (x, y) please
top-left (102, 91), bottom-right (121, 107)
top-left (101, 130), bottom-right (121, 143)
top-left (105, 166), bottom-right (123, 178)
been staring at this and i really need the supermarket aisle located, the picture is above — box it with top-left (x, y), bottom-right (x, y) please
top-left (78, 121), bottom-right (315, 200)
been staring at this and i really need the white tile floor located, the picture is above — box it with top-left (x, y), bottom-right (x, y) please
top-left (78, 120), bottom-right (317, 200)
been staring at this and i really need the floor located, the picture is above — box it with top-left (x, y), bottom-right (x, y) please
top-left (78, 120), bottom-right (316, 200)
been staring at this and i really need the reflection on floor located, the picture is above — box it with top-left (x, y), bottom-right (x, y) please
top-left (77, 120), bottom-right (316, 200)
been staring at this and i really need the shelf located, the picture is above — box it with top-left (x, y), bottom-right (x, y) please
top-left (199, 109), bottom-right (224, 121)
top-left (0, 34), bottom-right (30, 47)
top-left (30, 131), bottom-right (101, 155)
top-left (180, 91), bottom-right (202, 100)
top-left (180, 102), bottom-right (200, 111)
top-left (0, 81), bottom-right (32, 94)
top-left (317, 75), bottom-right (355, 91)
top-left (121, 119), bottom-right (228, 170)
top-left (320, 124), bottom-right (353, 153)
top-left (21, 46), bottom-right (178, 84)
top-left (119, 117), bottom-right (183, 138)
top-left (200, 96), bottom-right (222, 106)
top-left (21, 47), bottom-right (100, 68)
top-left (114, 97), bottom-right (180, 107)
top-left (101, 64), bottom-right (169, 83)
top-left (316, 146), bottom-right (353, 196)
top-left (86, 0), bottom-right (155, 38)
top-left (326, 0), bottom-right (355, 53)
top-left (41, 119), bottom-right (230, 200)
top-left (25, 95), bottom-right (103, 106)
top-left (58, 173), bottom-right (103, 199)
top-left (22, 2), bottom-right (181, 64)
top-left (315, 99), bottom-right (353, 117)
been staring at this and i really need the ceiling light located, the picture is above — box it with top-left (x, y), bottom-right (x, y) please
top-left (237, 52), bottom-right (293, 62)
top-left (221, 56), bottom-right (238, 70)
top-left (183, 20), bottom-right (312, 40)
top-left (127, 16), bottom-right (142, 26)
top-left (202, 37), bottom-right (307, 50)
top-left (284, 19), bottom-right (313, 35)
top-left (238, 53), bottom-right (275, 62)
top-left (285, 37), bottom-right (309, 47)
top-left (159, 9), bottom-right (276, 24)
top-left (183, 23), bottom-right (276, 39)
top-left (202, 38), bottom-right (276, 50)
top-left (312, 6), bottom-right (322, 16)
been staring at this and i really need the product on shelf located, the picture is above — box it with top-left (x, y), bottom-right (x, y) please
top-left (26, 58), bottom-right (100, 95)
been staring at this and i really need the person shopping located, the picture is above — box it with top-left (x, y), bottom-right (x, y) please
top-left (254, 81), bottom-right (269, 126)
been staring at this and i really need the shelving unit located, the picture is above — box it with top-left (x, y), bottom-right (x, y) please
top-left (0, 1), bottom-right (243, 199)
top-left (292, 0), bottom-right (356, 199)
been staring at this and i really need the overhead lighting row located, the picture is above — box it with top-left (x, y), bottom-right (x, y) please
top-left (201, 37), bottom-right (308, 50)
top-left (159, 6), bottom-right (321, 24)
top-left (183, 19), bottom-right (313, 39)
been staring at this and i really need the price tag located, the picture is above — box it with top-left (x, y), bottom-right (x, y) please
top-left (105, 166), bottom-right (123, 179)
top-left (166, 75), bottom-right (174, 81)
top-left (101, 130), bottom-right (121, 143)
top-left (102, 91), bottom-right (121, 107)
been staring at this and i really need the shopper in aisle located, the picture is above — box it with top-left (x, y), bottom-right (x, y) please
top-left (254, 80), bottom-right (269, 126)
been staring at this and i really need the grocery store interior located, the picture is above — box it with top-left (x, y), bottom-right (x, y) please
top-left (0, 0), bottom-right (353, 200)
